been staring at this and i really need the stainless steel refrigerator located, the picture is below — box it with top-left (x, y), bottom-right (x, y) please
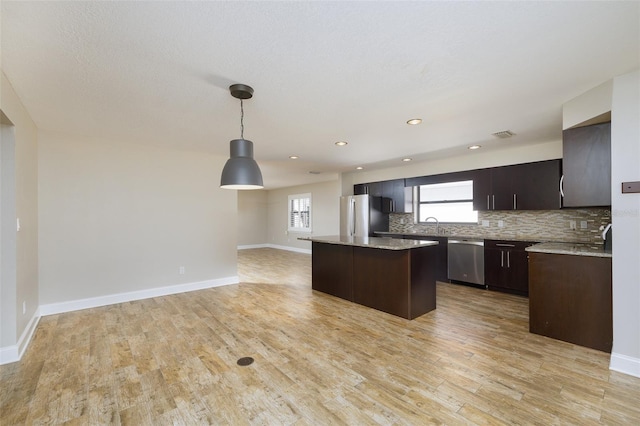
top-left (340, 194), bottom-right (387, 237)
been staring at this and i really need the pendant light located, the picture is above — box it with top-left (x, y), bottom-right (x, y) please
top-left (220, 84), bottom-right (264, 190)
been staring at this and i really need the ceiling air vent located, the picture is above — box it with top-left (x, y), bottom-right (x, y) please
top-left (492, 130), bottom-right (515, 138)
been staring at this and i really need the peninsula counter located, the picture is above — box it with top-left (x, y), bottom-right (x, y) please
top-left (299, 235), bottom-right (439, 319)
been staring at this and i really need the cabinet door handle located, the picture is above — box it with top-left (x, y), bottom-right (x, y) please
top-left (487, 195), bottom-right (490, 210)
top-left (492, 195), bottom-right (495, 210)
top-left (513, 194), bottom-right (517, 210)
top-left (559, 175), bottom-right (565, 197)
top-left (501, 250), bottom-right (504, 267)
top-left (507, 251), bottom-right (511, 268)
top-left (496, 243), bottom-right (515, 247)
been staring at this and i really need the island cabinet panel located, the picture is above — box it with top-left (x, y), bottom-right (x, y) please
top-left (409, 236), bottom-right (448, 282)
top-left (529, 252), bottom-right (612, 352)
top-left (353, 247), bottom-right (409, 318)
top-left (409, 245), bottom-right (438, 317)
top-left (311, 242), bottom-right (354, 301)
top-left (352, 245), bottom-right (437, 319)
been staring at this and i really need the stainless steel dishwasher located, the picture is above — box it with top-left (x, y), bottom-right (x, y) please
top-left (447, 238), bottom-right (485, 286)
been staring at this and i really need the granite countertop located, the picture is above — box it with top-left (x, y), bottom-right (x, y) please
top-left (299, 235), bottom-right (439, 250)
top-left (526, 242), bottom-right (612, 258)
top-left (374, 231), bottom-right (541, 243)
top-left (375, 231), bottom-right (612, 257)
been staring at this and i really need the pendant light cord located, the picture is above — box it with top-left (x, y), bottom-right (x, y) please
top-left (240, 99), bottom-right (244, 139)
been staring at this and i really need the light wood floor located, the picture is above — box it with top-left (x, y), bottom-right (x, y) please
top-left (2, 248), bottom-right (639, 425)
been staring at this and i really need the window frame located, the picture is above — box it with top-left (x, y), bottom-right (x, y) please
top-left (416, 180), bottom-right (478, 224)
top-left (287, 193), bottom-right (312, 233)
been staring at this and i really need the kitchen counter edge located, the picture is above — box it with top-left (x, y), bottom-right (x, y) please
top-left (525, 242), bottom-right (612, 258)
top-left (375, 232), bottom-right (611, 258)
top-left (299, 235), bottom-right (439, 250)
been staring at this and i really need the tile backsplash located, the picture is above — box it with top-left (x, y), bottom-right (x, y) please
top-left (389, 208), bottom-right (611, 244)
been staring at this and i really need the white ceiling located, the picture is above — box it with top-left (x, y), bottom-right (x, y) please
top-left (1, 1), bottom-right (638, 189)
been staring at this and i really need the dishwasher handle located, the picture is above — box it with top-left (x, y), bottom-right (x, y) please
top-left (448, 239), bottom-right (484, 247)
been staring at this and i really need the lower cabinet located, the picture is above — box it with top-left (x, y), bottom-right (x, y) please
top-left (529, 252), bottom-right (612, 353)
top-left (484, 240), bottom-right (536, 296)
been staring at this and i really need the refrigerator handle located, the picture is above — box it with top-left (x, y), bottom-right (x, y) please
top-left (351, 198), bottom-right (356, 236)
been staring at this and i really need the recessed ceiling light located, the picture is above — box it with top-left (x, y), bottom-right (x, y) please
top-left (468, 145), bottom-right (482, 150)
top-left (356, 166), bottom-right (363, 170)
top-left (335, 141), bottom-right (348, 146)
top-left (402, 158), bottom-right (412, 162)
top-left (289, 155), bottom-right (299, 159)
top-left (407, 118), bottom-right (422, 125)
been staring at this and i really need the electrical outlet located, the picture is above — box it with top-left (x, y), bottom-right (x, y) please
top-left (482, 220), bottom-right (489, 227)
top-left (570, 220), bottom-right (577, 230)
top-left (179, 266), bottom-right (185, 275)
top-left (580, 221), bottom-right (588, 229)
top-left (498, 220), bottom-right (504, 228)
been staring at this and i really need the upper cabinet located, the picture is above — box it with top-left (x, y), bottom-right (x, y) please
top-left (562, 121), bottom-right (611, 207)
top-left (473, 160), bottom-right (562, 211)
top-left (354, 179), bottom-right (412, 213)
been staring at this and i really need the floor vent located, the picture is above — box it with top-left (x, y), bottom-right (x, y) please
top-left (237, 357), bottom-right (254, 366)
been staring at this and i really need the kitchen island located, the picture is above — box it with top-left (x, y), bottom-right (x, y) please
top-left (299, 235), bottom-right (439, 320)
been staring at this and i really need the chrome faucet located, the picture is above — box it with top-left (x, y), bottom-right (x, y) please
top-left (424, 216), bottom-right (439, 234)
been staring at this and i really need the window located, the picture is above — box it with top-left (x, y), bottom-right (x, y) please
top-left (417, 180), bottom-right (478, 223)
top-left (288, 193), bottom-right (312, 232)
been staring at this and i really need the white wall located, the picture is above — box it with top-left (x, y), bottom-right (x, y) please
top-left (267, 180), bottom-right (341, 252)
top-left (610, 70), bottom-right (640, 376)
top-left (237, 190), bottom-right (268, 248)
top-left (0, 71), bottom-right (39, 360)
top-left (341, 139), bottom-right (562, 195)
top-left (1, 119), bottom-right (17, 349)
top-left (562, 80), bottom-right (613, 129)
top-left (38, 131), bottom-right (238, 306)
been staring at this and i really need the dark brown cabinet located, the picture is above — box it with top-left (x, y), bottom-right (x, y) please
top-left (473, 160), bottom-right (562, 211)
top-left (517, 161), bottom-right (563, 210)
top-left (472, 169), bottom-right (492, 211)
top-left (354, 179), bottom-right (410, 213)
top-left (412, 236), bottom-right (448, 282)
top-left (311, 241), bottom-right (437, 319)
top-left (390, 234), bottom-right (448, 282)
top-left (311, 242), bottom-right (353, 300)
top-left (562, 121), bottom-right (611, 207)
top-left (382, 179), bottom-right (409, 213)
top-left (529, 252), bottom-right (612, 352)
top-left (353, 183), bottom-right (368, 195)
top-left (484, 240), bottom-right (536, 296)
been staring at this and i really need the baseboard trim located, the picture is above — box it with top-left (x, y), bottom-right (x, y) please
top-left (238, 244), bottom-right (270, 250)
top-left (610, 352), bottom-right (640, 378)
top-left (237, 243), bottom-right (311, 254)
top-left (0, 308), bottom-right (41, 365)
top-left (39, 276), bottom-right (239, 316)
top-left (237, 243), bottom-right (312, 254)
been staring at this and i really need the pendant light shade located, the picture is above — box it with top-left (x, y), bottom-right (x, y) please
top-left (220, 139), bottom-right (263, 189)
top-left (220, 84), bottom-right (264, 190)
